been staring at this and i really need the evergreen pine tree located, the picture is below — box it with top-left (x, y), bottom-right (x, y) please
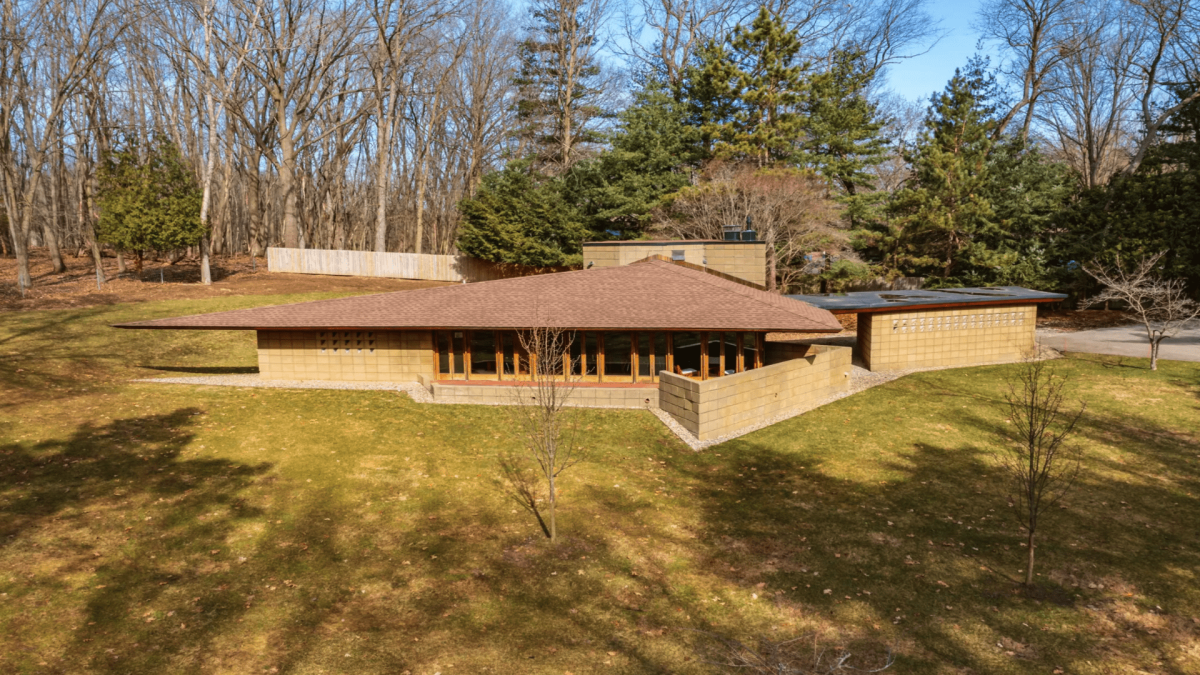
top-left (981, 138), bottom-right (1075, 288)
top-left (803, 49), bottom-right (889, 226)
top-left (886, 62), bottom-right (1006, 283)
top-left (456, 161), bottom-right (590, 268)
top-left (681, 7), bottom-right (810, 166)
top-left (565, 83), bottom-right (700, 237)
top-left (678, 39), bottom-right (740, 158)
top-left (96, 137), bottom-right (205, 276)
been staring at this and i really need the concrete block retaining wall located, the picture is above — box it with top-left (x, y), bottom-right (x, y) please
top-left (431, 382), bottom-right (659, 409)
top-left (658, 344), bottom-right (853, 441)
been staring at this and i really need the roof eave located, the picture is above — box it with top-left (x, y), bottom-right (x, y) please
top-left (113, 323), bottom-right (845, 333)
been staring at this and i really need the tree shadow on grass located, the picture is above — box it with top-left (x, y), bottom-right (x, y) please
top-left (0, 408), bottom-right (275, 673)
top-left (281, 480), bottom-right (705, 673)
top-left (674, 395), bottom-right (1200, 674)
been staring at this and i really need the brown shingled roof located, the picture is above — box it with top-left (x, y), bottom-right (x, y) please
top-left (113, 259), bottom-right (842, 333)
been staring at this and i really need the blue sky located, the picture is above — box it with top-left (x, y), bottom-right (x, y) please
top-left (883, 0), bottom-right (988, 103)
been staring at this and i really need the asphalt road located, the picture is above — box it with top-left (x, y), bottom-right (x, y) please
top-left (1038, 324), bottom-right (1200, 363)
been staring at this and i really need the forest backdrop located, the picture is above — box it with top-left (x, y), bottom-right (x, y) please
top-left (1, 0), bottom-right (1197, 295)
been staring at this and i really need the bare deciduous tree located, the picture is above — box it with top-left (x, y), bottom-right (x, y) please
top-left (653, 161), bottom-right (843, 292)
top-left (1, 0), bottom-right (118, 292)
top-left (976, 0), bottom-right (1080, 142)
top-left (1082, 251), bottom-right (1200, 371)
top-left (620, 0), bottom-right (742, 86)
top-left (234, 0), bottom-right (366, 249)
top-left (999, 353), bottom-right (1085, 586)
top-left (504, 324), bottom-right (582, 543)
top-left (1120, 0), bottom-right (1200, 175)
top-left (1036, 0), bottom-right (1140, 188)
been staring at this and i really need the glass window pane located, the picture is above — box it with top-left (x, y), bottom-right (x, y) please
top-left (569, 331), bottom-right (583, 375)
top-left (724, 332), bottom-right (738, 375)
top-left (452, 331), bottom-right (465, 375)
top-left (437, 331), bottom-right (450, 374)
top-left (637, 333), bottom-right (651, 377)
top-left (708, 333), bottom-right (722, 377)
top-left (470, 331), bottom-right (496, 375)
top-left (585, 332), bottom-right (598, 375)
top-left (673, 332), bottom-right (701, 377)
top-left (654, 333), bottom-right (667, 376)
top-left (743, 332), bottom-right (758, 370)
top-left (502, 332), bottom-right (515, 375)
top-left (604, 332), bottom-right (632, 377)
top-left (516, 338), bottom-right (528, 375)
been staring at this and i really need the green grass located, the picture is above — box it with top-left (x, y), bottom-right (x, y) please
top-left (2, 294), bottom-right (1199, 673)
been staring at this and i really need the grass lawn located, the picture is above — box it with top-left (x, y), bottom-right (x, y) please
top-left (2, 293), bottom-right (1199, 674)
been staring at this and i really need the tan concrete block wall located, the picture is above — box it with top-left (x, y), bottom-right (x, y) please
top-left (583, 242), bottom-right (767, 287)
top-left (257, 329), bottom-right (434, 382)
top-left (700, 243), bottom-right (768, 288)
top-left (659, 344), bottom-right (852, 441)
top-left (861, 305), bottom-right (1037, 372)
top-left (431, 383), bottom-right (658, 409)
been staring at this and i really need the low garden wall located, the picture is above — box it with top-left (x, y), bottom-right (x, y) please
top-left (658, 344), bottom-right (852, 441)
top-left (429, 381), bottom-right (659, 409)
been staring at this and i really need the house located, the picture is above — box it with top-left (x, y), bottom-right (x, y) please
top-left (116, 252), bottom-right (1067, 441)
top-left (117, 258), bottom-right (851, 440)
top-left (786, 287), bottom-right (1067, 372)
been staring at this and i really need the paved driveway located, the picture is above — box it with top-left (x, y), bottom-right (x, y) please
top-left (1037, 324), bottom-right (1200, 363)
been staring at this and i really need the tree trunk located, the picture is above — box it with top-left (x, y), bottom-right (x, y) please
top-left (200, 237), bottom-right (212, 284)
top-left (279, 134), bottom-right (300, 248)
top-left (374, 85), bottom-right (393, 253)
top-left (547, 469), bottom-right (557, 543)
top-left (1025, 530), bottom-right (1035, 585)
top-left (43, 221), bottom-right (65, 273)
top-left (6, 214), bottom-right (31, 291)
top-left (197, 89), bottom-right (217, 284)
top-left (2, 169), bottom-right (32, 291)
top-left (117, 251), bottom-right (127, 274)
top-left (45, 162), bottom-right (66, 274)
top-left (1150, 340), bottom-right (1159, 371)
top-left (247, 162), bottom-right (263, 256)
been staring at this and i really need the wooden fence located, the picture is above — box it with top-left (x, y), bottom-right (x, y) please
top-left (266, 247), bottom-right (564, 283)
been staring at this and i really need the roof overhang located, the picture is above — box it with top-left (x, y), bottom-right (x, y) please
top-left (786, 287), bottom-right (1067, 314)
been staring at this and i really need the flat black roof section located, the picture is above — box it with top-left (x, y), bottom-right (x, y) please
top-left (787, 286), bottom-right (1067, 313)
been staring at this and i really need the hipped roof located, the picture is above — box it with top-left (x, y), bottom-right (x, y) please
top-left (113, 258), bottom-right (842, 333)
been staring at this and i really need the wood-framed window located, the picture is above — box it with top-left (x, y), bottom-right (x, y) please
top-left (433, 330), bottom-right (764, 382)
